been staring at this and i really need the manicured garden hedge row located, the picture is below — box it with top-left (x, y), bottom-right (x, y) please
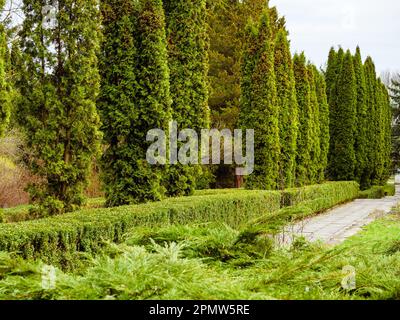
top-left (0, 191), bottom-right (281, 269)
top-left (358, 184), bottom-right (396, 199)
top-left (281, 181), bottom-right (360, 207)
top-left (0, 181), bottom-right (359, 269)
top-left (249, 181), bottom-right (360, 233)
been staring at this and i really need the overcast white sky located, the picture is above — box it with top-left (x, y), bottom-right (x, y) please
top-left (269, 0), bottom-right (400, 74)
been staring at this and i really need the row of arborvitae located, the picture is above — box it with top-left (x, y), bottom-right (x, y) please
top-left (239, 8), bottom-right (330, 190)
top-left (13, 0), bottom-right (209, 213)
top-left (326, 47), bottom-right (392, 189)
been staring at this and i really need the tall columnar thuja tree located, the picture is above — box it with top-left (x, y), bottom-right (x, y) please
top-left (239, 11), bottom-right (280, 190)
top-left (0, 0), bottom-right (9, 137)
top-left (313, 66), bottom-right (330, 183)
top-left (99, 0), bottom-right (171, 206)
top-left (274, 29), bottom-right (299, 189)
top-left (17, 0), bottom-right (102, 214)
top-left (163, 0), bottom-right (210, 196)
top-left (307, 63), bottom-right (321, 184)
top-left (376, 80), bottom-right (392, 184)
top-left (353, 47), bottom-right (368, 187)
top-left (364, 57), bottom-right (378, 186)
top-left (293, 53), bottom-right (313, 186)
top-left (328, 50), bottom-right (357, 181)
top-left (381, 82), bottom-right (393, 179)
top-left (373, 79), bottom-right (387, 185)
top-left (326, 47), bottom-right (344, 175)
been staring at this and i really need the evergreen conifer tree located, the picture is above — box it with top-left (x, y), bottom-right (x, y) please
top-left (364, 57), bottom-right (378, 187)
top-left (307, 63), bottom-right (321, 184)
top-left (99, 0), bottom-right (171, 206)
top-left (274, 29), bottom-right (298, 189)
top-left (163, 0), bottom-right (210, 196)
top-left (328, 50), bottom-right (357, 181)
top-left (353, 47), bottom-right (368, 187)
top-left (239, 11), bottom-right (280, 190)
top-left (17, 0), bottom-right (102, 214)
top-left (313, 66), bottom-right (330, 183)
top-left (293, 53), bottom-right (313, 186)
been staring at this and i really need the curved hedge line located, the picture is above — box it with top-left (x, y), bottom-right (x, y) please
top-left (0, 191), bottom-right (281, 269)
top-left (0, 181), bottom-right (359, 269)
top-left (281, 181), bottom-right (360, 207)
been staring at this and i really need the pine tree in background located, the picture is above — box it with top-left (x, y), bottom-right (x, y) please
top-left (313, 66), bottom-right (330, 183)
top-left (16, 0), bottom-right (102, 214)
top-left (207, 0), bottom-right (269, 130)
top-left (163, 0), bottom-right (210, 196)
top-left (274, 29), bottom-right (298, 189)
top-left (0, 0), bottom-right (9, 137)
top-left (353, 47), bottom-right (368, 187)
top-left (326, 48), bottom-right (344, 177)
top-left (307, 63), bottom-right (321, 184)
top-left (99, 0), bottom-right (171, 207)
top-left (328, 50), bottom-right (357, 181)
top-left (293, 53), bottom-right (313, 186)
top-left (391, 74), bottom-right (400, 108)
top-left (239, 11), bottom-right (280, 190)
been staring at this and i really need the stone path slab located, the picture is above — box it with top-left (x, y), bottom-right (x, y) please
top-left (277, 183), bottom-right (400, 246)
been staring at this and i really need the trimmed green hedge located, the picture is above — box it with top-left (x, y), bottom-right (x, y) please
top-left (281, 181), bottom-right (360, 207)
top-left (358, 184), bottom-right (396, 199)
top-left (0, 181), bottom-right (359, 269)
top-left (249, 181), bottom-right (360, 233)
top-left (0, 191), bottom-right (281, 269)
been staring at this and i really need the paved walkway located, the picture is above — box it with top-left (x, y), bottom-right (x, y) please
top-left (278, 182), bottom-right (400, 246)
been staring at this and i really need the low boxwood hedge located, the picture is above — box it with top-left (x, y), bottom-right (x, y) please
top-left (0, 191), bottom-right (281, 269)
top-left (0, 181), bottom-right (360, 269)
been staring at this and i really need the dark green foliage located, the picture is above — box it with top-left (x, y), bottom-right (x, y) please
top-left (16, 0), bottom-right (102, 215)
top-left (353, 47), bottom-right (368, 187)
top-left (326, 48), bottom-right (392, 188)
top-left (307, 64), bottom-right (321, 184)
top-left (239, 11), bottom-right (280, 190)
top-left (378, 80), bottom-right (393, 183)
top-left (364, 57), bottom-right (379, 186)
top-left (163, 0), bottom-right (210, 196)
top-left (99, 0), bottom-right (171, 207)
top-left (274, 29), bottom-right (299, 189)
top-left (328, 50), bottom-right (357, 181)
top-left (313, 67), bottom-right (330, 183)
top-left (293, 53), bottom-right (312, 186)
